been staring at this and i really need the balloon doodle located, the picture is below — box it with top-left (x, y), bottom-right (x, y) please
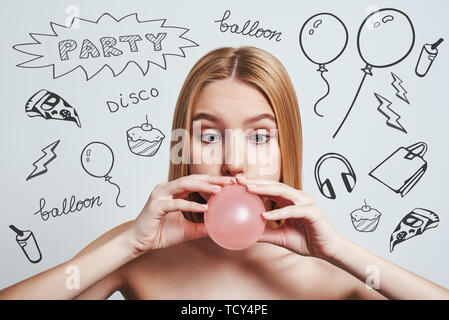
top-left (299, 13), bottom-right (348, 117)
top-left (333, 8), bottom-right (415, 138)
top-left (81, 142), bottom-right (125, 208)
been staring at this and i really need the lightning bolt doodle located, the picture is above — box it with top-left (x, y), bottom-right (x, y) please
top-left (391, 73), bottom-right (409, 104)
top-left (374, 93), bottom-right (407, 134)
top-left (26, 140), bottom-right (60, 181)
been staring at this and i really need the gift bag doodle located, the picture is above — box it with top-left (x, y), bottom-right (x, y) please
top-left (369, 142), bottom-right (428, 197)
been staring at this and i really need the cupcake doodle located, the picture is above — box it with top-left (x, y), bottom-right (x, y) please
top-left (126, 116), bottom-right (165, 157)
top-left (350, 199), bottom-right (382, 232)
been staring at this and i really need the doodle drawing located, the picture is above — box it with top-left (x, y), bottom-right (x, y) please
top-left (415, 38), bottom-right (444, 77)
top-left (374, 93), bottom-right (407, 133)
top-left (299, 13), bottom-right (348, 117)
top-left (314, 153), bottom-right (356, 200)
top-left (369, 142), bottom-right (428, 197)
top-left (390, 208), bottom-right (439, 252)
top-left (391, 73), bottom-right (409, 104)
top-left (350, 199), bottom-right (382, 232)
top-left (333, 8), bottom-right (415, 138)
top-left (81, 142), bottom-right (125, 208)
top-left (26, 89), bottom-right (81, 127)
top-left (9, 225), bottom-right (42, 264)
top-left (13, 13), bottom-right (199, 80)
top-left (27, 140), bottom-right (60, 181)
top-left (126, 116), bottom-right (165, 157)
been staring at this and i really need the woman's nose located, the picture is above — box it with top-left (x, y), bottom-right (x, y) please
top-left (222, 129), bottom-right (246, 176)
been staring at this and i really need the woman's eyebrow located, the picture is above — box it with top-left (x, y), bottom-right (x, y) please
top-left (192, 113), bottom-right (220, 123)
top-left (192, 112), bottom-right (276, 125)
top-left (244, 113), bottom-right (277, 125)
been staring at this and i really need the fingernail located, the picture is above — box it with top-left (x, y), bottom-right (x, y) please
top-left (200, 204), bottom-right (208, 209)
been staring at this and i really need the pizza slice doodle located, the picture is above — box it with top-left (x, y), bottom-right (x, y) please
top-left (25, 89), bottom-right (81, 127)
top-left (390, 208), bottom-right (439, 252)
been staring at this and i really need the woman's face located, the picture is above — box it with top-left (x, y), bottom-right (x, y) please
top-left (189, 79), bottom-right (281, 201)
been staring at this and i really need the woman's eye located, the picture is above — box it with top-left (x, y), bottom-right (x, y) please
top-left (250, 133), bottom-right (270, 144)
top-left (201, 133), bottom-right (221, 143)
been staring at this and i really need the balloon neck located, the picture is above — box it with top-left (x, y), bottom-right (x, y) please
top-left (361, 64), bottom-right (373, 76)
top-left (104, 175), bottom-right (111, 182)
top-left (317, 64), bottom-right (328, 73)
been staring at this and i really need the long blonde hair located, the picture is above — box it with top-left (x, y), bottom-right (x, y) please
top-left (168, 46), bottom-right (303, 227)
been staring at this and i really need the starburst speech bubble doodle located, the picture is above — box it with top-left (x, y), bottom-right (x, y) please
top-left (13, 13), bottom-right (199, 80)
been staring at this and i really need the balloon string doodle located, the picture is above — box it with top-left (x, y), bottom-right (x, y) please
top-left (299, 13), bottom-right (349, 118)
top-left (105, 176), bottom-right (125, 208)
top-left (332, 65), bottom-right (372, 138)
top-left (313, 68), bottom-right (330, 117)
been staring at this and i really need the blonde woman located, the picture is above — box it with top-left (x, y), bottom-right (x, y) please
top-left (1, 47), bottom-right (448, 300)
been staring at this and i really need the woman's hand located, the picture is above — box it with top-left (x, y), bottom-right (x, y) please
top-left (236, 175), bottom-right (345, 260)
top-left (129, 174), bottom-right (234, 255)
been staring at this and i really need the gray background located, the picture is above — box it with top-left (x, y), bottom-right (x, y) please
top-left (1, 0), bottom-right (448, 300)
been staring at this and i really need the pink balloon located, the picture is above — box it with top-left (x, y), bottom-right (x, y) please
top-left (205, 184), bottom-right (267, 250)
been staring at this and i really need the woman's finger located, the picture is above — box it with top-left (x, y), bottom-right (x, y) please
top-left (160, 198), bottom-right (208, 214)
top-left (238, 177), bottom-right (313, 205)
top-left (262, 204), bottom-right (316, 221)
top-left (190, 173), bottom-right (235, 184)
top-left (236, 175), bottom-right (275, 185)
top-left (163, 175), bottom-right (234, 197)
top-left (244, 182), bottom-right (302, 206)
